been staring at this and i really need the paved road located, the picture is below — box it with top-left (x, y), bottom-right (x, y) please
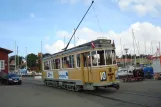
top-left (0, 78), bottom-right (161, 107)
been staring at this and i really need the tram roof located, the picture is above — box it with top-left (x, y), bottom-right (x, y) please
top-left (43, 38), bottom-right (115, 60)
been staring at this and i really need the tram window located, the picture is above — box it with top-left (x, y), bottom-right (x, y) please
top-left (91, 51), bottom-right (97, 66)
top-left (52, 59), bottom-right (57, 69)
top-left (77, 54), bottom-right (80, 67)
top-left (44, 61), bottom-right (50, 70)
top-left (105, 50), bottom-right (112, 65)
top-left (97, 50), bottom-right (105, 65)
top-left (51, 59), bottom-right (54, 69)
top-left (69, 55), bottom-right (74, 68)
top-left (62, 56), bottom-right (69, 68)
top-left (62, 55), bottom-right (74, 68)
top-left (62, 57), bottom-right (65, 68)
top-left (55, 58), bottom-right (60, 69)
top-left (112, 50), bottom-right (116, 64)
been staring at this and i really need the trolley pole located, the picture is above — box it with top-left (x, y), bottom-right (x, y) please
top-left (74, 28), bottom-right (76, 47)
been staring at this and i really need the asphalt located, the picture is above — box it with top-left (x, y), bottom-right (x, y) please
top-left (0, 77), bottom-right (161, 107)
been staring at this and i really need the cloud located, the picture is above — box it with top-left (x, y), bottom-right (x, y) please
top-left (29, 13), bottom-right (35, 18)
top-left (45, 22), bottom-right (161, 57)
top-left (44, 40), bottom-right (74, 54)
top-left (115, 0), bottom-right (161, 17)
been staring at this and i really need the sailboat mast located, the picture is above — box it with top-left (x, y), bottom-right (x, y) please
top-left (132, 29), bottom-right (136, 66)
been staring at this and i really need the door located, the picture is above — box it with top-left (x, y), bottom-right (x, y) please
top-left (80, 52), bottom-right (92, 83)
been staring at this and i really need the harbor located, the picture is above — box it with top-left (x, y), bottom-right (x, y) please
top-left (0, 0), bottom-right (161, 107)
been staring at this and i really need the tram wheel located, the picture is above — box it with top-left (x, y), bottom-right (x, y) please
top-left (115, 84), bottom-right (120, 90)
top-left (74, 85), bottom-right (80, 92)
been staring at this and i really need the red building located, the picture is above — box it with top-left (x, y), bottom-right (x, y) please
top-left (0, 47), bottom-right (13, 73)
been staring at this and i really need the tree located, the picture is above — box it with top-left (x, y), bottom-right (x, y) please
top-left (27, 53), bottom-right (38, 68)
top-left (9, 55), bottom-right (25, 70)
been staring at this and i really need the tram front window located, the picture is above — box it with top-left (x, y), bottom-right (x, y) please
top-left (97, 50), bottom-right (105, 66)
top-left (91, 51), bottom-right (97, 66)
top-left (91, 50), bottom-right (105, 66)
top-left (105, 50), bottom-right (112, 65)
top-left (112, 50), bottom-right (116, 64)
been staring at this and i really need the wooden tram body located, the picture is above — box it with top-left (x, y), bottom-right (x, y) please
top-left (42, 39), bottom-right (120, 91)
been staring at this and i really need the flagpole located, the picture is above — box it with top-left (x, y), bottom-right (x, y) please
top-left (26, 47), bottom-right (27, 69)
top-left (15, 41), bottom-right (16, 72)
top-left (41, 41), bottom-right (42, 72)
top-left (17, 46), bottom-right (19, 72)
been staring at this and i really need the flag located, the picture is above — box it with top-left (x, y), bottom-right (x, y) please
top-left (91, 41), bottom-right (95, 49)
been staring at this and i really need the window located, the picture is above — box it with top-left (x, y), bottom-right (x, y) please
top-left (44, 61), bottom-right (50, 70)
top-left (112, 50), bottom-right (116, 64)
top-left (91, 51), bottom-right (97, 66)
top-left (51, 59), bottom-right (60, 69)
top-left (51, 59), bottom-right (55, 69)
top-left (55, 58), bottom-right (60, 69)
top-left (91, 50), bottom-right (105, 66)
top-left (0, 60), bottom-right (5, 70)
top-left (62, 55), bottom-right (75, 68)
top-left (69, 55), bottom-right (75, 68)
top-left (97, 50), bottom-right (105, 66)
top-left (77, 54), bottom-right (80, 67)
top-left (105, 50), bottom-right (112, 65)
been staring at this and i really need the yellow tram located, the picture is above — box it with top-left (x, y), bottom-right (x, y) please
top-left (42, 38), bottom-right (120, 91)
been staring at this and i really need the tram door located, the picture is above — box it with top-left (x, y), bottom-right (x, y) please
top-left (80, 52), bottom-right (92, 83)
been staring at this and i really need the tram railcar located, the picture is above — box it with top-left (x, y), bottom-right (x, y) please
top-left (42, 38), bottom-right (120, 91)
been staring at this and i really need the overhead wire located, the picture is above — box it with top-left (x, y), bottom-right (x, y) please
top-left (92, 4), bottom-right (104, 37)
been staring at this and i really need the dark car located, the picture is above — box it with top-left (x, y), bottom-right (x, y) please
top-left (4, 73), bottom-right (22, 85)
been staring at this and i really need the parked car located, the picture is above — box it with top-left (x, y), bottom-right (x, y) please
top-left (1, 73), bottom-right (22, 85)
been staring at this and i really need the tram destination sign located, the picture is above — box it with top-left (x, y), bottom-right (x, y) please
top-left (98, 39), bottom-right (111, 44)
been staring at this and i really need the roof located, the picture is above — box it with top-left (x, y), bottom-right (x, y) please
top-left (0, 47), bottom-right (13, 54)
top-left (43, 39), bottom-right (115, 60)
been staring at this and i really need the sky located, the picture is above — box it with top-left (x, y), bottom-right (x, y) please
top-left (0, 0), bottom-right (161, 57)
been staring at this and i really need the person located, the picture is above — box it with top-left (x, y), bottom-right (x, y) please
top-left (92, 56), bottom-right (97, 66)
